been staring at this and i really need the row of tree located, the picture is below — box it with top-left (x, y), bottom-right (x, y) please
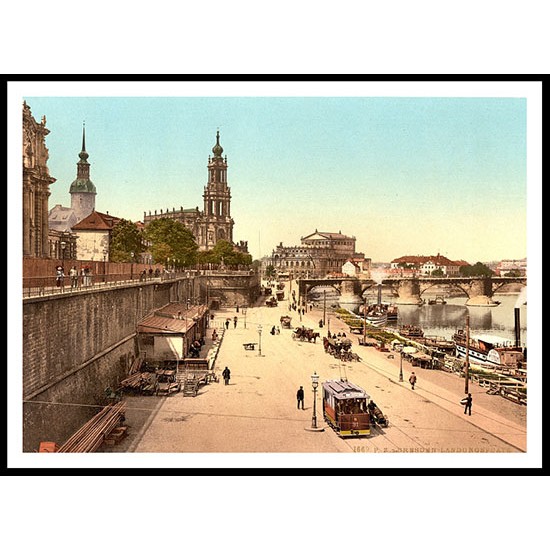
top-left (108, 218), bottom-right (252, 267)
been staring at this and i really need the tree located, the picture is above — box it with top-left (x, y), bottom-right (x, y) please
top-left (109, 219), bottom-right (144, 262)
top-left (144, 218), bottom-right (198, 266)
top-left (265, 265), bottom-right (277, 278)
top-left (459, 262), bottom-right (494, 277)
top-left (430, 268), bottom-right (445, 277)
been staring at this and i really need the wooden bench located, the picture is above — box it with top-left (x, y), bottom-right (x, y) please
top-left (243, 343), bottom-right (257, 351)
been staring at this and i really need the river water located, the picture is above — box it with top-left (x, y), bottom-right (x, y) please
top-left (309, 289), bottom-right (528, 347)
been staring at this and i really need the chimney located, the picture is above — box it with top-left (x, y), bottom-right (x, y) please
top-left (514, 308), bottom-right (521, 348)
top-left (377, 284), bottom-right (382, 306)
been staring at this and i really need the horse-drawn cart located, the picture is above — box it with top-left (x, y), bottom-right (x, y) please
top-left (292, 326), bottom-right (320, 343)
top-left (280, 315), bottom-right (292, 329)
top-left (266, 296), bottom-right (278, 307)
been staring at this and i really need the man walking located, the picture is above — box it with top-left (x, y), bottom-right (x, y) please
top-left (409, 371), bottom-right (417, 390)
top-left (222, 366), bottom-right (231, 385)
top-left (464, 393), bottom-right (473, 415)
top-left (296, 386), bottom-right (305, 410)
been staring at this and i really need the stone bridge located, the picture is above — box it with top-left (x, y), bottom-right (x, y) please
top-left (298, 276), bottom-right (526, 307)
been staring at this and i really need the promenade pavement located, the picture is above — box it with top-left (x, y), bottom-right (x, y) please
top-left (108, 283), bottom-right (527, 462)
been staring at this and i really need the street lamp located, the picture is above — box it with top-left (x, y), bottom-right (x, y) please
top-left (130, 252), bottom-right (135, 280)
top-left (60, 241), bottom-right (67, 291)
top-left (311, 371), bottom-right (319, 428)
top-left (103, 247), bottom-right (109, 284)
top-left (258, 324), bottom-right (262, 356)
top-left (243, 307), bottom-right (247, 329)
top-left (305, 371), bottom-right (325, 432)
top-left (399, 351), bottom-right (404, 382)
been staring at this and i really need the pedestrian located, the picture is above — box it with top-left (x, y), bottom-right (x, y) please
top-left (296, 386), bottom-right (305, 409)
top-left (276, 326), bottom-right (280, 335)
top-left (69, 266), bottom-right (78, 288)
top-left (212, 329), bottom-right (218, 341)
top-left (464, 393), bottom-right (473, 416)
top-left (409, 371), bottom-right (417, 390)
top-left (222, 366), bottom-right (231, 385)
top-left (270, 326), bottom-right (276, 335)
top-left (83, 265), bottom-right (91, 287)
top-left (225, 319), bottom-right (230, 330)
top-left (55, 266), bottom-right (64, 288)
top-left (233, 315), bottom-right (238, 328)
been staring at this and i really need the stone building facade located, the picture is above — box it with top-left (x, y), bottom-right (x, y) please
top-left (22, 101), bottom-right (56, 257)
top-left (267, 230), bottom-right (366, 279)
top-left (143, 131), bottom-right (247, 253)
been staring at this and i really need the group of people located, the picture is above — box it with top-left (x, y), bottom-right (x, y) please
top-left (188, 337), bottom-right (205, 358)
top-left (55, 265), bottom-right (92, 288)
top-left (139, 268), bottom-right (160, 281)
top-left (224, 316), bottom-right (239, 330)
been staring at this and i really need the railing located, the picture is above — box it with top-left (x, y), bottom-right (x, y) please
top-left (21, 271), bottom-right (188, 298)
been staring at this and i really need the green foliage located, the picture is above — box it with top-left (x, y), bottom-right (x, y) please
top-left (265, 265), bottom-right (277, 278)
top-left (208, 240), bottom-right (252, 266)
top-left (144, 218), bottom-right (198, 266)
top-left (459, 262), bottom-right (494, 277)
top-left (109, 219), bottom-right (144, 262)
top-left (431, 268), bottom-right (445, 277)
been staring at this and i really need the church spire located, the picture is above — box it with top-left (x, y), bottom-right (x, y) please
top-left (79, 122), bottom-right (89, 162)
top-left (211, 129), bottom-right (224, 158)
top-left (70, 122), bottom-right (96, 194)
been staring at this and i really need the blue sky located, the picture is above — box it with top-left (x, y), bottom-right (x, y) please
top-left (10, 81), bottom-right (538, 263)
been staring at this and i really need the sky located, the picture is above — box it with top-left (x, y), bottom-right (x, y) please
top-left (9, 80), bottom-right (540, 265)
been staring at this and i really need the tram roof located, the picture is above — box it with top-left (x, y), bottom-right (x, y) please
top-left (322, 379), bottom-right (370, 400)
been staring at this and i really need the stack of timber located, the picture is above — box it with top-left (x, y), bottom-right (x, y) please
top-left (56, 401), bottom-right (127, 453)
top-left (128, 356), bottom-right (144, 376)
top-left (120, 371), bottom-right (150, 392)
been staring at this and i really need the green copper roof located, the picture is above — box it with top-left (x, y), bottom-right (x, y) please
top-left (70, 177), bottom-right (96, 193)
top-left (70, 123), bottom-right (96, 193)
top-left (212, 130), bottom-right (223, 158)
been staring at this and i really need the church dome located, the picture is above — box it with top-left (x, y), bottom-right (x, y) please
top-left (212, 130), bottom-right (223, 158)
top-left (70, 177), bottom-right (96, 194)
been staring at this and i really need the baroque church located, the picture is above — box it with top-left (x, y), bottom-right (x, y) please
top-left (22, 101), bottom-right (56, 258)
top-left (49, 123), bottom-right (97, 234)
top-left (143, 130), bottom-right (248, 254)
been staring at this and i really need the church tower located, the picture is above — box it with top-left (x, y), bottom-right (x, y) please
top-left (69, 123), bottom-right (96, 223)
top-left (201, 130), bottom-right (234, 250)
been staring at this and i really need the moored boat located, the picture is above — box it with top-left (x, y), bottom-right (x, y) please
top-left (452, 329), bottom-right (525, 369)
top-left (399, 324), bottom-right (424, 338)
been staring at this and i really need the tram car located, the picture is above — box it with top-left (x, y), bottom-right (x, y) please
top-left (322, 379), bottom-right (371, 437)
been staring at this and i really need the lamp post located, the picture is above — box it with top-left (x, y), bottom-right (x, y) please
top-left (305, 371), bottom-right (324, 432)
top-left (399, 351), bottom-right (404, 382)
top-left (103, 247), bottom-right (109, 284)
top-left (323, 289), bottom-right (326, 327)
top-left (243, 307), bottom-right (247, 329)
top-left (311, 371), bottom-right (319, 428)
top-left (60, 241), bottom-right (66, 271)
top-left (363, 296), bottom-right (367, 345)
top-left (464, 313), bottom-right (470, 394)
top-left (130, 252), bottom-right (135, 280)
top-left (258, 324), bottom-right (262, 356)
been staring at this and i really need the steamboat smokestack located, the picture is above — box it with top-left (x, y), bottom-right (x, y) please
top-left (514, 307), bottom-right (521, 348)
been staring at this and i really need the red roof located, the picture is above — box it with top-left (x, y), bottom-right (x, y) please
top-left (137, 304), bottom-right (207, 334)
top-left (72, 210), bottom-right (121, 230)
top-left (391, 254), bottom-right (467, 267)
